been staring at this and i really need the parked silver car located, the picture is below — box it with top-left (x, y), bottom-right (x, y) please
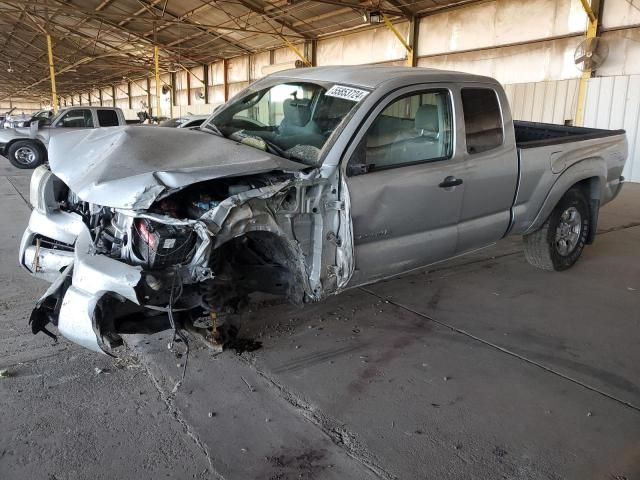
top-left (19, 66), bottom-right (627, 353)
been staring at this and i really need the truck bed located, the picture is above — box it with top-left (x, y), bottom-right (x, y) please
top-left (509, 121), bottom-right (627, 237)
top-left (514, 120), bottom-right (625, 148)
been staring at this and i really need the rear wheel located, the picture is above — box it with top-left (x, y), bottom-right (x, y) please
top-left (524, 188), bottom-right (591, 271)
top-left (7, 140), bottom-right (45, 169)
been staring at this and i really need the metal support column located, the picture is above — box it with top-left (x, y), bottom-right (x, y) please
top-left (223, 58), bottom-right (229, 102)
top-left (171, 72), bottom-right (177, 107)
top-left (408, 16), bottom-right (418, 67)
top-left (127, 82), bottom-right (132, 110)
top-left (46, 33), bottom-right (58, 113)
top-left (146, 77), bottom-right (152, 115)
top-left (576, 0), bottom-right (602, 126)
top-left (304, 40), bottom-right (317, 67)
top-left (187, 69), bottom-right (191, 106)
top-left (202, 64), bottom-right (209, 104)
top-left (154, 45), bottom-right (161, 118)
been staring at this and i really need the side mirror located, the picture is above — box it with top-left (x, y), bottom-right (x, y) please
top-left (346, 138), bottom-right (371, 176)
top-left (346, 163), bottom-right (370, 176)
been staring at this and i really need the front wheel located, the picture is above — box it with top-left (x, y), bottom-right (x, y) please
top-left (523, 188), bottom-right (591, 271)
top-left (7, 140), bottom-right (45, 169)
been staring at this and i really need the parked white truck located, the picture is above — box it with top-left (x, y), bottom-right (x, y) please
top-left (0, 106), bottom-right (127, 168)
top-left (19, 66), bottom-right (627, 353)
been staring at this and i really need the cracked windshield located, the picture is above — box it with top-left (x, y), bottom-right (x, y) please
top-left (204, 82), bottom-right (363, 166)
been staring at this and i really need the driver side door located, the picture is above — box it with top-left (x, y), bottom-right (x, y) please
top-left (343, 85), bottom-right (466, 286)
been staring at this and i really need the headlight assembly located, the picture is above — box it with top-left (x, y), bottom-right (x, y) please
top-left (29, 165), bottom-right (66, 214)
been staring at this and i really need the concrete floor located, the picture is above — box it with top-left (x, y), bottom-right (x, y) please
top-left (0, 160), bottom-right (638, 480)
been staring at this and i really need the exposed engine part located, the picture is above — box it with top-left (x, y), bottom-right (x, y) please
top-left (132, 219), bottom-right (196, 269)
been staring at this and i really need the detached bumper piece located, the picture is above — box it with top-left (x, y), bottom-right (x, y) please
top-left (29, 263), bottom-right (73, 342)
top-left (22, 224), bottom-right (143, 354)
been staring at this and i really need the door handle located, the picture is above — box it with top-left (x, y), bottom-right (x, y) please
top-left (438, 176), bottom-right (463, 189)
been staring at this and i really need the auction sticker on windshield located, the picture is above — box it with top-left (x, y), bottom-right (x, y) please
top-left (325, 85), bottom-right (369, 102)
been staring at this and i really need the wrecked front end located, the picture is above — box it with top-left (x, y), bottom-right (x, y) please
top-left (20, 164), bottom-right (352, 354)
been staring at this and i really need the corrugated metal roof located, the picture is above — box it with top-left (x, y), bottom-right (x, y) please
top-left (0, 0), bottom-right (482, 101)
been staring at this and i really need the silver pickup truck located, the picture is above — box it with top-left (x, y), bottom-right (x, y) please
top-left (19, 66), bottom-right (627, 353)
top-left (0, 106), bottom-right (127, 169)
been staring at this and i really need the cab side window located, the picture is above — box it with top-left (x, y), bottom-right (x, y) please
top-left (59, 109), bottom-right (94, 128)
top-left (351, 90), bottom-right (453, 174)
top-left (461, 88), bottom-right (503, 154)
top-left (97, 109), bottom-right (119, 127)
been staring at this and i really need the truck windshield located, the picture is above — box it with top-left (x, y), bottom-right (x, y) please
top-left (44, 109), bottom-right (66, 126)
top-left (203, 82), bottom-right (364, 166)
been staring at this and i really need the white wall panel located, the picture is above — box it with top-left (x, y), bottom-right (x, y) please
top-left (130, 81), bottom-right (146, 97)
top-left (100, 87), bottom-right (113, 106)
top-left (597, 30), bottom-right (640, 77)
top-left (227, 57), bottom-right (249, 83)
top-left (506, 75), bottom-right (640, 182)
top-left (584, 75), bottom-right (640, 181)
top-left (115, 97), bottom-right (129, 110)
top-left (252, 51), bottom-right (271, 80)
top-left (228, 81), bottom-right (249, 99)
top-left (210, 62), bottom-right (224, 85)
top-left (317, 24), bottom-right (409, 65)
top-left (418, 36), bottom-right (582, 83)
top-left (189, 66), bottom-right (204, 88)
top-left (174, 70), bottom-right (187, 91)
top-left (0, 101), bottom-right (41, 113)
top-left (602, 0), bottom-right (640, 28)
top-left (418, 0), bottom-right (586, 56)
top-left (274, 45), bottom-right (301, 65)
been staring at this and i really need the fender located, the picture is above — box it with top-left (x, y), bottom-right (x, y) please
top-left (523, 158), bottom-right (606, 236)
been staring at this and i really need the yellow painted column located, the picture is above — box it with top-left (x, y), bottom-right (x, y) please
top-left (382, 15), bottom-right (413, 67)
top-left (282, 37), bottom-right (311, 66)
top-left (46, 33), bottom-right (58, 113)
top-left (575, 20), bottom-right (598, 126)
top-left (575, 1), bottom-right (599, 126)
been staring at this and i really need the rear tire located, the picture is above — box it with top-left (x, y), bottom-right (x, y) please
top-left (523, 188), bottom-right (591, 271)
top-left (7, 140), bottom-right (45, 169)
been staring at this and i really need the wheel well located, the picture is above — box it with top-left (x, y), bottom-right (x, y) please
top-left (569, 176), bottom-right (600, 244)
top-left (211, 231), bottom-right (307, 305)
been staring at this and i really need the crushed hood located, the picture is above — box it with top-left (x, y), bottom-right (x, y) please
top-left (48, 126), bottom-right (306, 210)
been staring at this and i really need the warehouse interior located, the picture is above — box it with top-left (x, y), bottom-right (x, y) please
top-left (1, 0), bottom-right (640, 179)
top-left (0, 1), bottom-right (639, 479)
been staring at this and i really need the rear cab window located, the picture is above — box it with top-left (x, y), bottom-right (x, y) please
top-left (97, 109), bottom-right (120, 127)
top-left (461, 88), bottom-right (504, 154)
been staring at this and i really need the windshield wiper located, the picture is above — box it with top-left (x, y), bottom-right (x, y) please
top-left (262, 138), bottom-right (288, 158)
top-left (199, 122), bottom-right (224, 137)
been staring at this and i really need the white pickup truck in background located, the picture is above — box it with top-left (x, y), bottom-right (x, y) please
top-left (0, 106), bottom-right (128, 168)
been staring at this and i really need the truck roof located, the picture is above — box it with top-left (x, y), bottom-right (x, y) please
top-left (269, 65), bottom-right (499, 89)
top-left (59, 105), bottom-right (121, 111)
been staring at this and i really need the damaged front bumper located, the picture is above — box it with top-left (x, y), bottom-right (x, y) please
top-left (20, 214), bottom-right (142, 354)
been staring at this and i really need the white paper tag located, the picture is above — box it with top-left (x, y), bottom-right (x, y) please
top-left (325, 85), bottom-right (369, 102)
top-left (163, 238), bottom-right (176, 249)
